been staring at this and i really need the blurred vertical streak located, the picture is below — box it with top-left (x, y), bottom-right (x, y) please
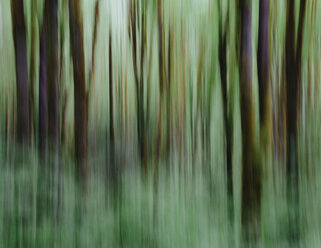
top-left (178, 15), bottom-right (186, 169)
top-left (60, 0), bottom-right (68, 148)
top-left (39, 8), bottom-right (48, 156)
top-left (285, 0), bottom-right (307, 242)
top-left (69, 0), bottom-right (89, 186)
top-left (46, 0), bottom-right (59, 153)
top-left (5, 88), bottom-right (11, 162)
top-left (146, 23), bottom-right (154, 159)
top-left (218, 0), bottom-right (234, 227)
top-left (239, 0), bottom-right (262, 243)
top-left (258, 0), bottom-right (272, 157)
top-left (11, 0), bottom-right (30, 145)
top-left (109, 31), bottom-right (116, 182)
top-left (29, 0), bottom-right (38, 148)
top-left (129, 0), bottom-right (148, 172)
top-left (155, 0), bottom-right (164, 162)
top-left (193, 34), bottom-right (205, 165)
top-left (90, 0), bottom-right (100, 152)
top-left (166, 27), bottom-right (173, 162)
top-left (307, 0), bottom-right (317, 178)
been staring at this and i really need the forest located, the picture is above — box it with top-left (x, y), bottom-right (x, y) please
top-left (1, 0), bottom-right (321, 247)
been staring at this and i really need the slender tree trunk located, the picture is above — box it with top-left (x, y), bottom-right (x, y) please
top-left (39, 20), bottom-right (48, 154)
top-left (218, 1), bottom-right (234, 224)
top-left (69, 0), bottom-right (88, 183)
top-left (109, 31), bottom-right (116, 181)
top-left (90, 0), bottom-right (100, 151)
top-left (285, 0), bottom-right (307, 242)
top-left (239, 0), bottom-right (262, 243)
top-left (11, 0), bottom-right (30, 145)
top-left (155, 0), bottom-right (165, 162)
top-left (128, 0), bottom-right (148, 172)
top-left (285, 0), bottom-right (298, 241)
top-left (258, 0), bottom-right (272, 149)
top-left (285, 0), bottom-right (297, 187)
top-left (29, 0), bottom-right (37, 147)
top-left (46, 0), bottom-right (59, 152)
top-left (59, 0), bottom-right (67, 147)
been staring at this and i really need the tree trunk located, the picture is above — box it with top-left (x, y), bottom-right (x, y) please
top-left (258, 0), bottom-right (272, 148)
top-left (39, 19), bottom-right (48, 154)
top-left (129, 0), bottom-right (148, 172)
top-left (29, 0), bottom-right (37, 147)
top-left (285, 0), bottom-right (307, 242)
top-left (46, 0), bottom-right (59, 152)
top-left (11, 0), bottom-right (30, 145)
top-left (109, 31), bottom-right (115, 180)
top-left (239, 0), bottom-right (262, 243)
top-left (69, 0), bottom-right (88, 183)
top-left (155, 0), bottom-right (165, 162)
top-left (218, 1), bottom-right (234, 223)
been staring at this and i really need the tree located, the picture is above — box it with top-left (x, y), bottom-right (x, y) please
top-left (11, 0), bottom-right (30, 145)
top-left (29, 0), bottom-right (38, 146)
top-left (285, 0), bottom-right (307, 241)
top-left (38, 0), bottom-right (59, 155)
top-left (109, 31), bottom-right (115, 180)
top-left (128, 0), bottom-right (149, 172)
top-left (69, 0), bottom-right (88, 183)
top-left (258, 0), bottom-right (272, 156)
top-left (155, 0), bottom-right (172, 162)
top-left (218, 0), bottom-right (234, 223)
top-left (238, 0), bottom-right (262, 242)
top-left (46, 0), bottom-right (59, 152)
top-left (39, 10), bottom-right (48, 154)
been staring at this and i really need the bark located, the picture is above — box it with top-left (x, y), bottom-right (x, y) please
top-left (218, 1), bottom-right (233, 221)
top-left (46, 0), bottom-right (59, 152)
top-left (11, 0), bottom-right (30, 145)
top-left (69, 0), bottom-right (88, 183)
top-left (285, 0), bottom-right (297, 241)
top-left (285, 0), bottom-right (307, 241)
top-left (91, 0), bottom-right (100, 78)
top-left (178, 21), bottom-right (186, 165)
top-left (29, 0), bottom-right (37, 146)
top-left (155, 0), bottom-right (165, 162)
top-left (257, 0), bottom-right (273, 178)
top-left (285, 0), bottom-right (297, 186)
top-left (155, 0), bottom-right (171, 162)
top-left (39, 20), bottom-right (48, 154)
top-left (258, 0), bottom-right (272, 132)
top-left (239, 0), bottom-right (262, 242)
top-left (129, 0), bottom-right (148, 172)
top-left (59, 0), bottom-right (67, 147)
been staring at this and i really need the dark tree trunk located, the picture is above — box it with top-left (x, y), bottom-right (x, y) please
top-left (69, 0), bottom-right (88, 183)
top-left (11, 0), bottom-right (30, 145)
top-left (129, 0), bottom-right (148, 172)
top-left (258, 0), bottom-right (272, 132)
top-left (155, 0), bottom-right (165, 162)
top-left (91, 0), bottom-right (100, 79)
top-left (285, 0), bottom-right (307, 242)
top-left (257, 0), bottom-right (273, 177)
top-left (39, 0), bottom-right (59, 155)
top-left (218, 1), bottom-right (234, 223)
top-left (285, 0), bottom-right (297, 187)
top-left (39, 21), bottom-right (48, 154)
top-left (29, 0), bottom-right (37, 146)
top-left (46, 0), bottom-right (59, 152)
top-left (239, 0), bottom-right (262, 243)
